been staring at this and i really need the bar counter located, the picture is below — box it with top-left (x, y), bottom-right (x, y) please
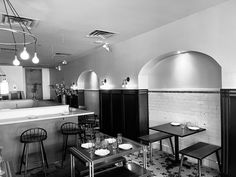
top-left (0, 101), bottom-right (94, 174)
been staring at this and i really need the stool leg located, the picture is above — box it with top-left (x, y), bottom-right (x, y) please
top-left (62, 135), bottom-right (68, 166)
top-left (216, 150), bottom-right (222, 174)
top-left (160, 140), bottom-right (162, 151)
top-left (149, 142), bottom-right (153, 164)
top-left (40, 142), bottom-right (46, 177)
top-left (24, 144), bottom-right (29, 177)
top-left (41, 141), bottom-right (49, 168)
top-left (198, 160), bottom-right (202, 177)
top-left (19, 143), bottom-right (26, 174)
top-left (169, 137), bottom-right (175, 155)
top-left (178, 154), bottom-right (184, 177)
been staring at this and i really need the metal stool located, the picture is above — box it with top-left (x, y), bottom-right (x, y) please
top-left (19, 128), bottom-right (48, 177)
top-left (61, 122), bottom-right (85, 166)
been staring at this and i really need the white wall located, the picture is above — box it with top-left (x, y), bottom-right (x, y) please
top-left (58, 0), bottom-right (236, 89)
top-left (0, 65), bottom-right (25, 93)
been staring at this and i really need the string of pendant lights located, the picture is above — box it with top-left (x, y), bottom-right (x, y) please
top-left (0, 0), bottom-right (39, 66)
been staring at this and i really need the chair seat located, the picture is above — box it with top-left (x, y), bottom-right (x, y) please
top-left (179, 142), bottom-right (221, 160)
top-left (21, 134), bottom-right (47, 143)
top-left (138, 132), bottom-right (172, 145)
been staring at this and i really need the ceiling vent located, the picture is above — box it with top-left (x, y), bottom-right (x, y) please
top-left (53, 52), bottom-right (71, 60)
top-left (0, 13), bottom-right (39, 29)
top-left (87, 30), bottom-right (116, 39)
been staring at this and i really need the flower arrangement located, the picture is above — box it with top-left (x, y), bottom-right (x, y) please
top-left (54, 82), bottom-right (72, 96)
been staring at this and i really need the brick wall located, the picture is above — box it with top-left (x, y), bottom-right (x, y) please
top-left (149, 90), bottom-right (221, 169)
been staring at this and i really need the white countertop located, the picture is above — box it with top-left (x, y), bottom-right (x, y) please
top-left (0, 109), bottom-right (94, 125)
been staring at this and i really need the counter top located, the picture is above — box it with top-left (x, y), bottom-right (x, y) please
top-left (0, 109), bottom-right (94, 125)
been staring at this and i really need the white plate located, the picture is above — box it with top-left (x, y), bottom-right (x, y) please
top-left (188, 126), bottom-right (200, 130)
top-left (105, 138), bottom-right (116, 144)
top-left (81, 143), bottom-right (94, 149)
top-left (118, 143), bottom-right (133, 150)
top-left (170, 122), bottom-right (181, 126)
top-left (95, 149), bottom-right (110, 156)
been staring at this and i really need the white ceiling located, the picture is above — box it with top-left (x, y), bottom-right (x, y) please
top-left (0, 0), bottom-right (227, 67)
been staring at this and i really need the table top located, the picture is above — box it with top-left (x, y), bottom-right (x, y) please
top-left (70, 133), bottom-right (143, 165)
top-left (150, 123), bottom-right (206, 137)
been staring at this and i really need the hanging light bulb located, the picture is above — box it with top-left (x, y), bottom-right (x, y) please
top-left (13, 55), bottom-right (20, 66)
top-left (20, 47), bottom-right (30, 60)
top-left (32, 52), bottom-right (39, 64)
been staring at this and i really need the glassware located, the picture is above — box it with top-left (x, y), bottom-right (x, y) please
top-left (0, 147), bottom-right (5, 176)
top-left (87, 139), bottom-right (94, 153)
top-left (95, 134), bottom-right (101, 149)
top-left (117, 133), bottom-right (122, 144)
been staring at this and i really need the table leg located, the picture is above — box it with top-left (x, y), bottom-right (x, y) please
top-left (89, 161), bottom-right (94, 177)
top-left (142, 145), bottom-right (147, 169)
top-left (70, 154), bottom-right (75, 177)
top-left (174, 136), bottom-right (179, 162)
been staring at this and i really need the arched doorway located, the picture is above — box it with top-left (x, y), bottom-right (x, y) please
top-left (77, 70), bottom-right (99, 115)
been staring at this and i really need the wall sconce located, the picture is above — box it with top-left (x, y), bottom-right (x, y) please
top-left (101, 78), bottom-right (107, 86)
top-left (55, 65), bottom-right (62, 71)
top-left (122, 77), bottom-right (130, 88)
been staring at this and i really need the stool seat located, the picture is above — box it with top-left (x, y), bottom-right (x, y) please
top-left (61, 127), bottom-right (83, 135)
top-left (138, 132), bottom-right (174, 163)
top-left (178, 142), bottom-right (222, 177)
top-left (21, 134), bottom-right (47, 143)
top-left (179, 142), bottom-right (221, 160)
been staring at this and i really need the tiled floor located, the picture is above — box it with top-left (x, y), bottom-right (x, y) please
top-left (20, 150), bottom-right (220, 177)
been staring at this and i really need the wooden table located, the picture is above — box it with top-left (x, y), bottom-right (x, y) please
top-left (150, 123), bottom-right (206, 164)
top-left (69, 133), bottom-right (148, 177)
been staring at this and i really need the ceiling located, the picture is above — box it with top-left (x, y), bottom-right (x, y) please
top-left (0, 0), bottom-right (227, 68)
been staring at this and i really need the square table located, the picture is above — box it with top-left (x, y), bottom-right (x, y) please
top-left (69, 133), bottom-right (148, 177)
top-left (150, 123), bottom-right (206, 163)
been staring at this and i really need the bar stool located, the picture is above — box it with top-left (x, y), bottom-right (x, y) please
top-left (19, 128), bottom-right (48, 177)
top-left (61, 122), bottom-right (85, 166)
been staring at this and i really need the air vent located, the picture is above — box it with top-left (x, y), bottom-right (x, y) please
top-left (53, 52), bottom-right (71, 60)
top-left (0, 13), bottom-right (39, 29)
top-left (87, 30), bottom-right (116, 39)
top-left (0, 47), bottom-right (16, 53)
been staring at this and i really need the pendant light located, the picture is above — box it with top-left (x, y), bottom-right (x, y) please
top-left (32, 41), bottom-right (39, 64)
top-left (13, 55), bottom-right (20, 66)
top-left (0, 0), bottom-right (38, 65)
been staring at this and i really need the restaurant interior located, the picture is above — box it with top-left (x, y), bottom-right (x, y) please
top-left (0, 0), bottom-right (236, 177)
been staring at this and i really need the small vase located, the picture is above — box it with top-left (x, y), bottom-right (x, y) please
top-left (61, 94), bottom-right (66, 105)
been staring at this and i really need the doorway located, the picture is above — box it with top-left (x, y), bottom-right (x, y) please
top-left (25, 68), bottom-right (43, 100)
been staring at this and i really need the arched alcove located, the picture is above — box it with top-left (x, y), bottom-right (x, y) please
top-left (77, 70), bottom-right (99, 90)
top-left (138, 51), bottom-right (222, 89)
top-left (77, 70), bottom-right (99, 115)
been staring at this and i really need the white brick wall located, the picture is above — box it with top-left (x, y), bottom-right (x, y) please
top-left (149, 91), bottom-right (221, 169)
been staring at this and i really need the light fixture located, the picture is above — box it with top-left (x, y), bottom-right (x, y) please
top-left (56, 65), bottom-right (62, 71)
top-left (62, 60), bottom-right (67, 65)
top-left (32, 41), bottom-right (39, 64)
top-left (13, 55), bottom-right (20, 66)
top-left (101, 78), bottom-right (107, 85)
top-left (122, 77), bottom-right (130, 88)
top-left (0, 0), bottom-right (38, 65)
top-left (102, 43), bottom-right (110, 52)
top-left (20, 46), bottom-right (30, 60)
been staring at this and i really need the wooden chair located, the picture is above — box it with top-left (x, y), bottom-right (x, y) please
top-left (178, 142), bottom-right (222, 177)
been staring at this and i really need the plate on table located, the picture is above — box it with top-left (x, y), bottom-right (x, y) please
top-left (187, 126), bottom-right (200, 131)
top-left (105, 138), bottom-right (116, 144)
top-left (95, 149), bottom-right (110, 156)
top-left (170, 122), bottom-right (181, 126)
top-left (81, 142), bottom-right (95, 149)
top-left (118, 143), bottom-right (133, 150)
